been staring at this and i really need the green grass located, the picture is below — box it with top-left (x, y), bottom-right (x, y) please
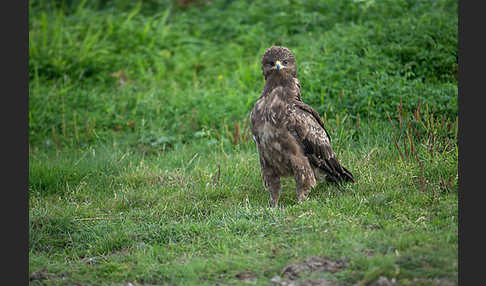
top-left (29, 0), bottom-right (457, 285)
top-left (29, 120), bottom-right (458, 285)
top-left (28, 0), bottom-right (457, 148)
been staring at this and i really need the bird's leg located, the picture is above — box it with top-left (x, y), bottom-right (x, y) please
top-left (269, 181), bottom-right (281, 208)
top-left (262, 168), bottom-right (281, 208)
top-left (296, 180), bottom-right (312, 204)
top-left (291, 156), bottom-right (316, 204)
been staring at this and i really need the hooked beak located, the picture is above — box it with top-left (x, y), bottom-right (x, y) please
top-left (275, 60), bottom-right (283, 71)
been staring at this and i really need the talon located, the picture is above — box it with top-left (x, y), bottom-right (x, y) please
top-left (298, 194), bottom-right (308, 204)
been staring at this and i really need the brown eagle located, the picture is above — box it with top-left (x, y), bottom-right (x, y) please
top-left (250, 46), bottom-right (354, 207)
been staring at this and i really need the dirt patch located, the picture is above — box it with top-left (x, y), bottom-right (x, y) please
top-left (366, 276), bottom-right (396, 286)
top-left (29, 269), bottom-right (81, 285)
top-left (271, 276), bottom-right (337, 286)
top-left (236, 271), bottom-right (257, 282)
top-left (29, 268), bottom-right (49, 281)
top-left (354, 277), bottom-right (457, 286)
top-left (403, 278), bottom-right (457, 286)
top-left (281, 256), bottom-right (347, 280)
top-left (271, 256), bottom-right (347, 286)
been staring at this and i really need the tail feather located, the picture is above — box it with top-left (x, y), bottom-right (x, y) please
top-left (339, 165), bottom-right (354, 182)
top-left (313, 156), bottom-right (354, 183)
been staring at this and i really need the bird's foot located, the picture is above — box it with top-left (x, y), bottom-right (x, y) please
top-left (297, 193), bottom-right (309, 204)
top-left (270, 199), bottom-right (279, 208)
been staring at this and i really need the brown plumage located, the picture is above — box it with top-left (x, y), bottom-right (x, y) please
top-left (250, 46), bottom-right (354, 207)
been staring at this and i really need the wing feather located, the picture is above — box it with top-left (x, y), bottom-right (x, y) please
top-left (290, 101), bottom-right (354, 182)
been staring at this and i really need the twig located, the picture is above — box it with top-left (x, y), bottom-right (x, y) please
top-left (211, 120), bottom-right (220, 139)
top-left (398, 98), bottom-right (403, 130)
top-left (414, 99), bottom-right (421, 121)
top-left (51, 126), bottom-right (62, 150)
top-left (419, 162), bottom-right (428, 193)
top-left (393, 136), bottom-right (405, 161)
top-left (407, 127), bottom-right (418, 162)
top-left (242, 116), bottom-right (251, 142)
top-left (364, 147), bottom-right (377, 164)
top-left (212, 164), bottom-right (221, 185)
top-left (385, 111), bottom-right (395, 129)
top-left (74, 217), bottom-right (116, 221)
top-left (403, 134), bottom-right (409, 159)
top-left (233, 120), bottom-right (240, 145)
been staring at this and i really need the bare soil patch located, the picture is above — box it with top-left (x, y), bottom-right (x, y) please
top-left (271, 256), bottom-right (347, 286)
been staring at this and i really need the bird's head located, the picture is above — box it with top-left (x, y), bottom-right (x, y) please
top-left (261, 46), bottom-right (297, 80)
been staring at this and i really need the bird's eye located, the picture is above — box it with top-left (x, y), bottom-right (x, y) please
top-left (283, 60), bottom-right (288, 65)
top-left (269, 61), bottom-right (274, 66)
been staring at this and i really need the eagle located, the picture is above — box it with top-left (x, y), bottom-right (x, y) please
top-left (250, 46), bottom-right (354, 207)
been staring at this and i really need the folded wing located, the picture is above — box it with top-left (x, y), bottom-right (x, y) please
top-left (290, 102), bottom-right (354, 183)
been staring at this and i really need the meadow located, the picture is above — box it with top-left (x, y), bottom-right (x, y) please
top-left (29, 0), bottom-right (458, 285)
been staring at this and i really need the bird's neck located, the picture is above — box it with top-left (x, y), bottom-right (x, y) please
top-left (264, 74), bottom-right (300, 101)
top-left (268, 72), bottom-right (293, 85)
